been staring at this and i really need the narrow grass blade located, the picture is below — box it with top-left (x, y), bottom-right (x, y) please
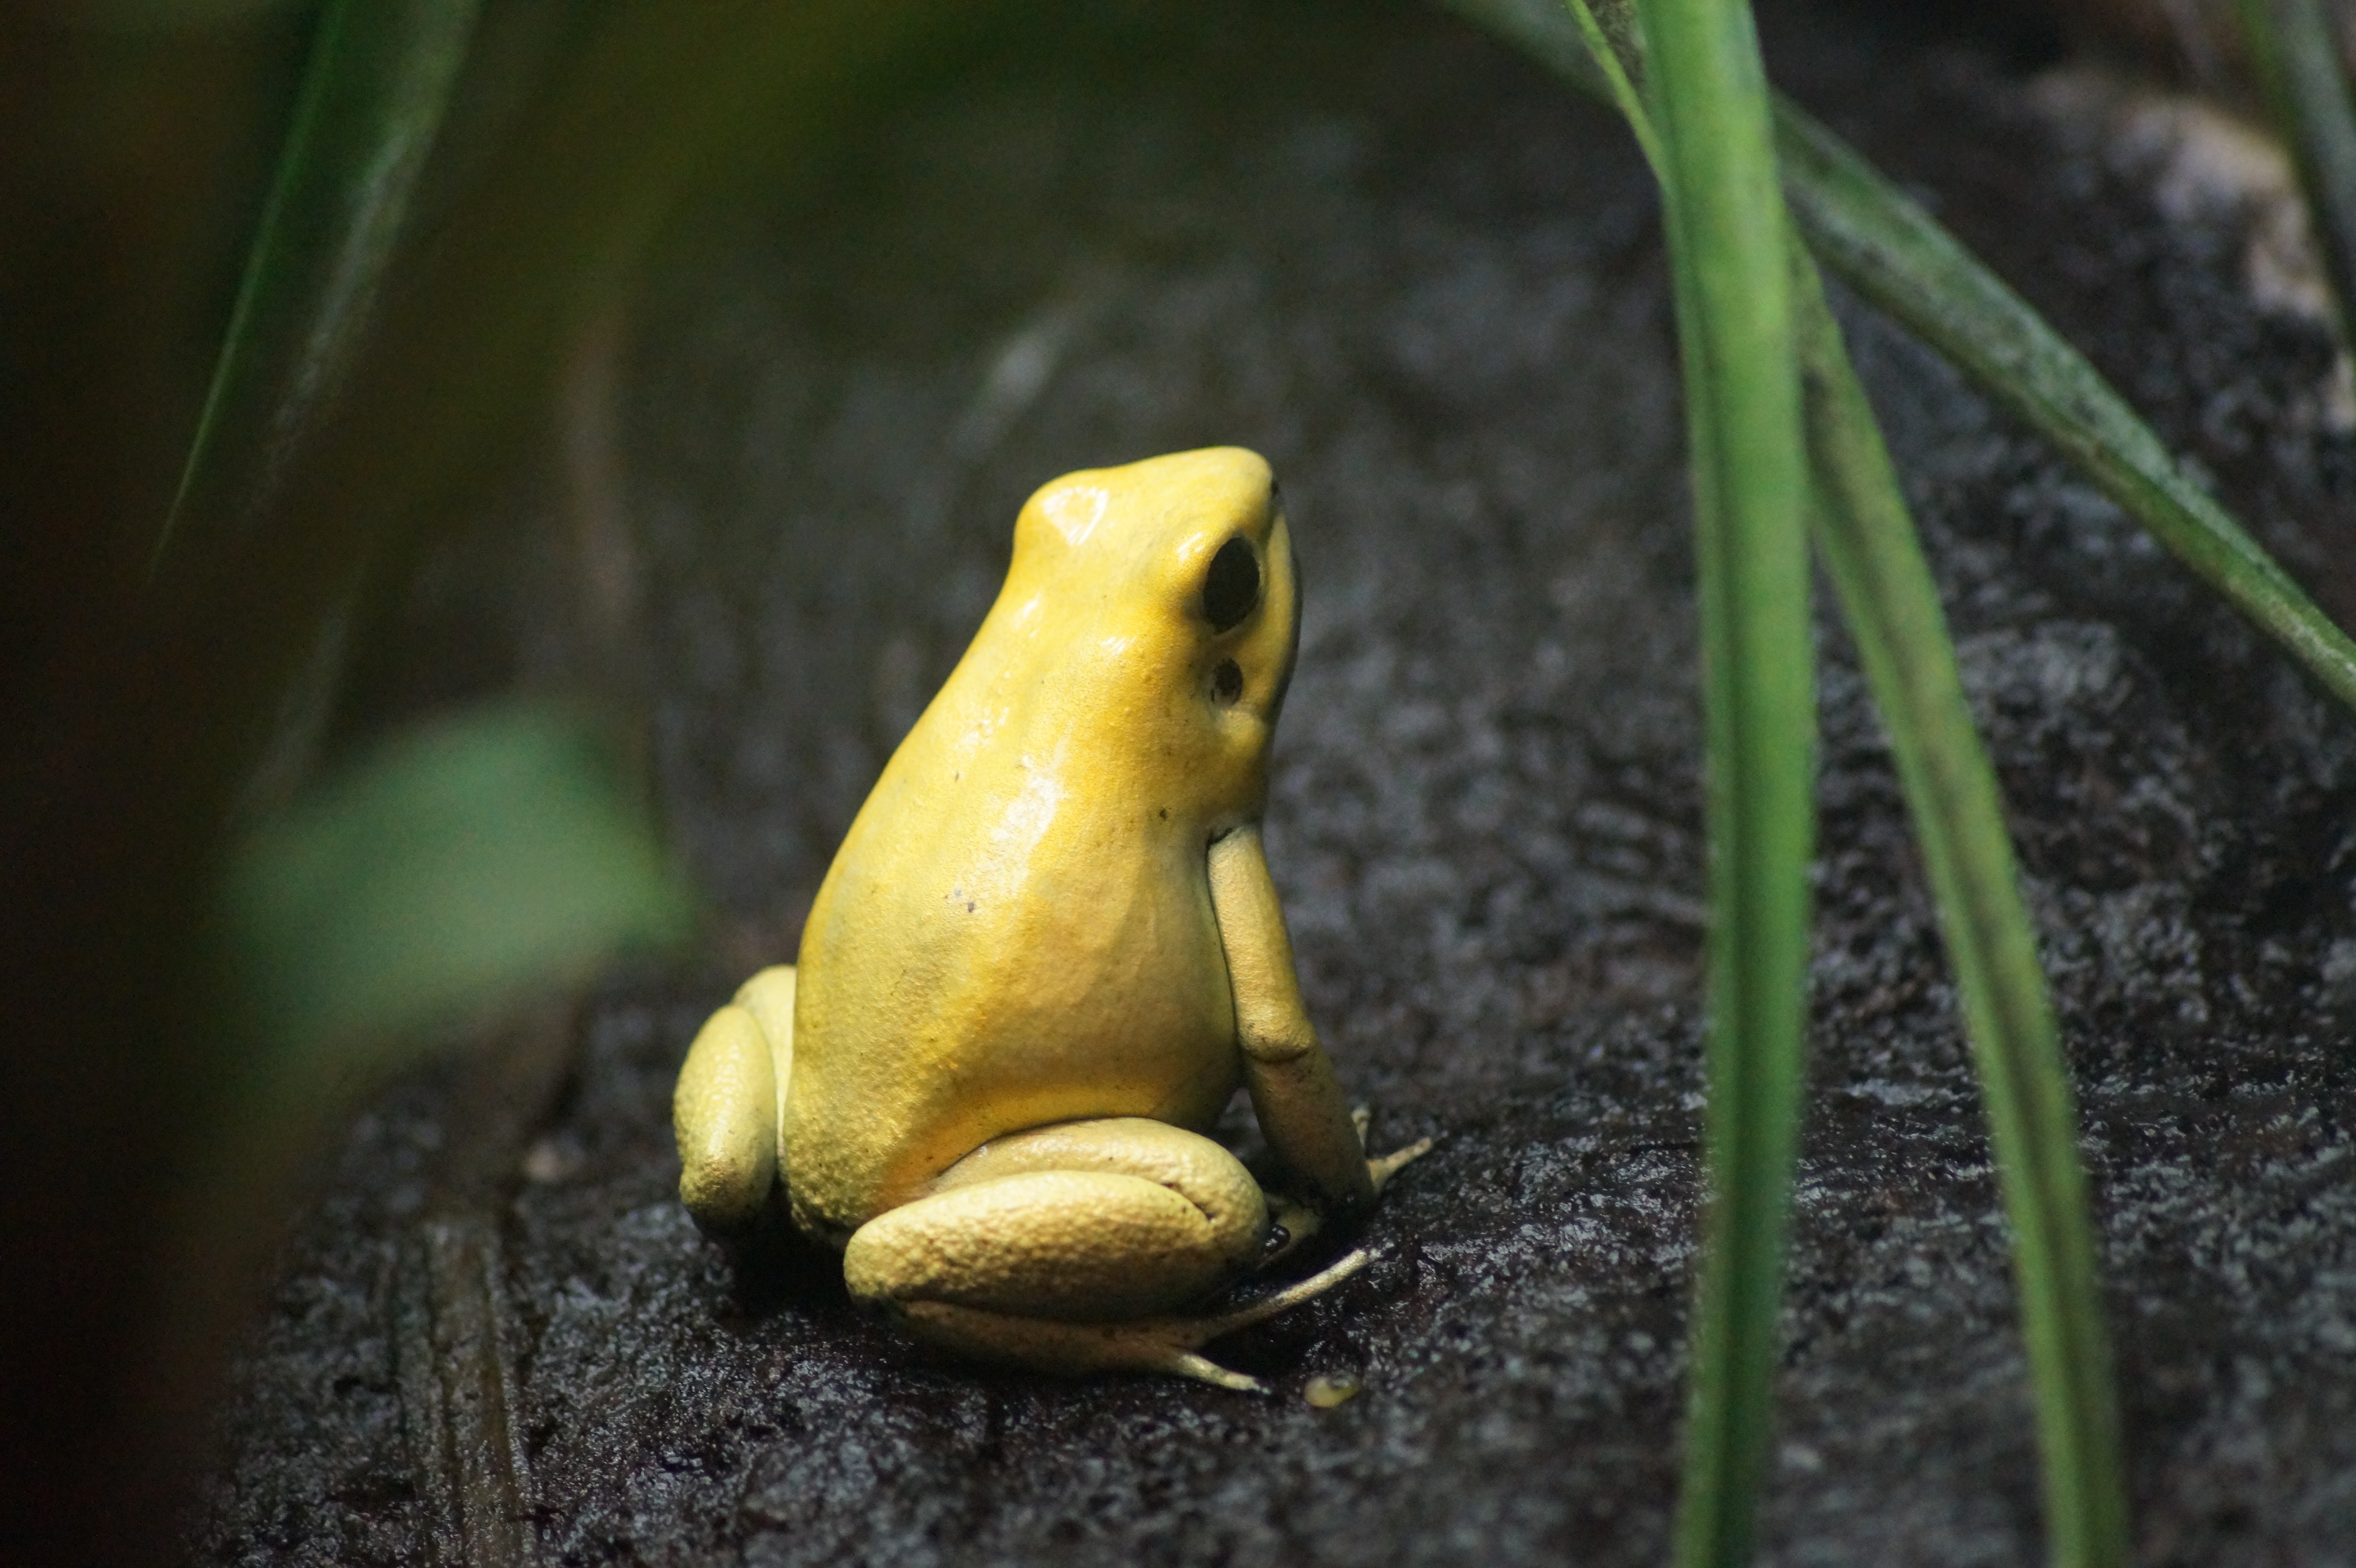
top-left (2237, 0), bottom-right (2356, 335)
top-left (157, 0), bottom-right (482, 572)
top-left (1792, 246), bottom-right (2129, 1568)
top-left (1555, 3), bottom-right (2127, 1561)
top-left (1623, 2), bottom-right (1817, 1563)
top-left (1450, 0), bottom-right (2356, 715)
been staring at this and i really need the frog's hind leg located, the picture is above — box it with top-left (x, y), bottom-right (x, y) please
top-left (842, 1117), bottom-right (1360, 1391)
top-left (673, 964), bottom-right (797, 1238)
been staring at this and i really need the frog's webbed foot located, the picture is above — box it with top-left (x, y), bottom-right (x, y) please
top-left (897, 1249), bottom-right (1373, 1393)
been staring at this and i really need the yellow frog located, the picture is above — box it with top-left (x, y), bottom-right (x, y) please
top-left (672, 447), bottom-right (1427, 1391)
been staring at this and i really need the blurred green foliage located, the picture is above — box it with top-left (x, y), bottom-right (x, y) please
top-left (2237, 0), bottom-right (2356, 335)
top-left (0, 6), bottom-right (950, 1556)
top-left (219, 703), bottom-right (690, 1080)
top-left (158, 0), bottom-right (697, 1097)
top-left (161, 0), bottom-right (483, 565)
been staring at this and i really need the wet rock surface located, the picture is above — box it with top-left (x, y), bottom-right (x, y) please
top-left (191, 2), bottom-right (2356, 1563)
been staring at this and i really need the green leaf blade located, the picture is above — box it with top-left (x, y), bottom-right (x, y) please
top-left (1795, 252), bottom-right (2129, 1568)
top-left (1770, 98), bottom-right (2356, 714)
top-left (2238, 0), bottom-right (2356, 338)
top-left (158, 0), bottom-right (483, 571)
top-left (1629, 2), bottom-right (1818, 1564)
top-left (1461, 4), bottom-right (2138, 1562)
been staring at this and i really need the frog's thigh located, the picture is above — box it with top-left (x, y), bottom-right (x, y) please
top-left (673, 964), bottom-right (795, 1236)
top-left (843, 1119), bottom-right (1267, 1323)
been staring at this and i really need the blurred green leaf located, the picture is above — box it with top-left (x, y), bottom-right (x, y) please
top-left (158, 0), bottom-right (481, 569)
top-left (57, 0), bottom-right (304, 31)
top-left (220, 703), bottom-right (692, 1073)
top-left (2237, 0), bottom-right (2356, 336)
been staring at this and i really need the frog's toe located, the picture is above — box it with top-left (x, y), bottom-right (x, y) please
top-left (1195, 1246), bottom-right (1371, 1336)
top-left (1349, 1105), bottom-right (1434, 1196)
top-left (674, 1001), bottom-right (783, 1236)
top-left (1164, 1354), bottom-right (1268, 1393)
top-left (1368, 1135), bottom-right (1434, 1195)
top-left (895, 1249), bottom-right (1373, 1392)
top-left (1259, 1192), bottom-right (1321, 1267)
top-left (896, 1301), bottom-right (1272, 1391)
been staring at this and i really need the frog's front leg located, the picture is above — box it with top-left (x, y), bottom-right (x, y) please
top-left (674, 965), bottom-right (796, 1237)
top-left (841, 1117), bottom-right (1367, 1391)
top-left (1209, 825), bottom-right (1431, 1261)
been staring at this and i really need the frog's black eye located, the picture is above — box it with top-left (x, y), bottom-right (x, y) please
top-left (1203, 537), bottom-right (1260, 633)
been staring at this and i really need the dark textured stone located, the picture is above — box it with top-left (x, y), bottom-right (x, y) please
top-left (190, 2), bottom-right (2356, 1564)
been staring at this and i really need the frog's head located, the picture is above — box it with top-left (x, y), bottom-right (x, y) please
top-left (1004, 446), bottom-right (1300, 803)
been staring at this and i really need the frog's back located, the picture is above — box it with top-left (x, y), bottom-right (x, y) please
top-left (781, 449), bottom-right (1295, 1239)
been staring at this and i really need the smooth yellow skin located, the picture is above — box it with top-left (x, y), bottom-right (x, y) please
top-left (674, 448), bottom-right (1426, 1391)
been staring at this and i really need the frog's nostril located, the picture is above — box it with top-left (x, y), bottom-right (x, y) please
top-left (1213, 659), bottom-right (1244, 705)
